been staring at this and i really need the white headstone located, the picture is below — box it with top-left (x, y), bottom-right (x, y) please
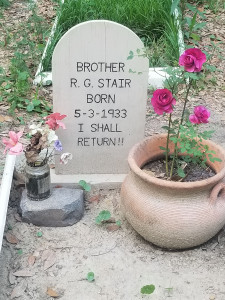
top-left (52, 20), bottom-right (148, 174)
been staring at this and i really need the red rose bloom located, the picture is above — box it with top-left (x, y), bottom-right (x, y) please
top-left (151, 89), bottom-right (176, 115)
top-left (179, 48), bottom-right (206, 72)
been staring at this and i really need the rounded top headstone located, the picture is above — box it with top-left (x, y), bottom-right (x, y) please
top-left (52, 20), bottom-right (149, 174)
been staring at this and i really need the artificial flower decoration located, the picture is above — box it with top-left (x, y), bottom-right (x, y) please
top-left (29, 123), bottom-right (43, 135)
top-left (2, 131), bottom-right (23, 155)
top-left (179, 48), bottom-right (206, 72)
top-left (151, 89), bottom-right (176, 115)
top-left (47, 130), bottom-right (58, 144)
top-left (45, 112), bottom-right (67, 130)
top-left (60, 152), bottom-right (73, 164)
top-left (189, 106), bottom-right (210, 124)
top-left (54, 140), bottom-right (63, 151)
top-left (2, 112), bottom-right (70, 167)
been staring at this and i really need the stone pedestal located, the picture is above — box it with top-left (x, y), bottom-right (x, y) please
top-left (20, 188), bottom-right (84, 227)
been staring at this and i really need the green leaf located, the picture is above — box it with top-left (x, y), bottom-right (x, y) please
top-left (209, 157), bottom-right (222, 163)
top-left (127, 50), bottom-right (134, 60)
top-left (141, 285), bottom-right (155, 294)
top-left (205, 64), bottom-right (217, 72)
top-left (32, 99), bottom-right (41, 106)
top-left (116, 220), bottom-right (121, 226)
top-left (17, 249), bottom-right (23, 255)
top-left (37, 43), bottom-right (45, 51)
top-left (170, 136), bottom-right (178, 143)
top-left (194, 22), bottom-right (206, 30)
top-left (36, 231), bottom-right (43, 237)
top-left (170, 0), bottom-right (180, 15)
top-left (8, 224), bottom-right (13, 230)
top-left (78, 180), bottom-right (91, 192)
top-left (26, 133), bottom-right (32, 139)
top-left (86, 272), bottom-right (95, 282)
top-left (17, 116), bottom-right (25, 124)
top-left (186, 72), bottom-right (200, 80)
top-left (129, 69), bottom-right (136, 73)
top-left (190, 33), bottom-right (200, 41)
top-left (26, 103), bottom-right (34, 112)
top-left (177, 168), bottom-right (186, 178)
top-left (4, 84), bottom-right (11, 90)
top-left (159, 146), bottom-right (167, 151)
top-left (45, 80), bottom-right (52, 86)
top-left (95, 210), bottom-right (111, 225)
top-left (18, 71), bottom-right (29, 81)
top-left (186, 3), bottom-right (206, 18)
top-left (190, 12), bottom-right (197, 32)
top-left (162, 126), bottom-right (170, 130)
top-left (136, 48), bottom-right (141, 54)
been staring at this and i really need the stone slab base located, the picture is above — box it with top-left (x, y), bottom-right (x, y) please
top-left (20, 188), bottom-right (84, 227)
top-left (50, 169), bottom-right (127, 189)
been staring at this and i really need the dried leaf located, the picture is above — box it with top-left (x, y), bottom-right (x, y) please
top-left (5, 233), bottom-right (19, 244)
top-left (46, 287), bottom-right (59, 298)
top-left (28, 255), bottom-right (36, 266)
top-left (0, 104), bottom-right (10, 111)
top-left (1, 82), bottom-right (8, 88)
top-left (4, 115), bottom-right (13, 122)
top-left (33, 251), bottom-right (40, 258)
top-left (111, 197), bottom-right (118, 208)
top-left (8, 271), bottom-right (16, 285)
top-left (14, 213), bottom-right (22, 222)
top-left (103, 217), bottom-right (116, 223)
top-left (42, 249), bottom-right (53, 261)
top-left (89, 195), bottom-right (100, 203)
top-left (106, 224), bottom-right (120, 232)
top-left (13, 269), bottom-right (35, 277)
top-left (43, 252), bottom-right (56, 270)
top-left (0, 115), bottom-right (12, 122)
top-left (10, 280), bottom-right (27, 299)
top-left (198, 6), bottom-right (204, 12)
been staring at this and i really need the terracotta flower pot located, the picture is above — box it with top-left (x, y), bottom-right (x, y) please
top-left (121, 134), bottom-right (225, 249)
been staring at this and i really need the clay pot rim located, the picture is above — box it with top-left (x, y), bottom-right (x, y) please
top-left (128, 134), bottom-right (225, 190)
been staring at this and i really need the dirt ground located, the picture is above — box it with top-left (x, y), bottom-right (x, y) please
top-left (1, 1), bottom-right (225, 299)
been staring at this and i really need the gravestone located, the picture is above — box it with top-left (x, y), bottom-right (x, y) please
top-left (52, 20), bottom-right (148, 174)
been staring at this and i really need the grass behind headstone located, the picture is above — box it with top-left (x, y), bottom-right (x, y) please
top-left (42, 0), bottom-right (180, 72)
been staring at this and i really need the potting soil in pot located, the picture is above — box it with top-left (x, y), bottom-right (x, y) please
top-left (142, 159), bottom-right (216, 182)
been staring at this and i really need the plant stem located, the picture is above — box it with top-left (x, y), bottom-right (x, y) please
top-left (166, 113), bottom-right (172, 177)
top-left (170, 79), bottom-right (192, 178)
top-left (41, 148), bottom-right (48, 165)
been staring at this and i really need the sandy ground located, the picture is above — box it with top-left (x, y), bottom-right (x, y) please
top-left (1, 1), bottom-right (225, 299)
top-left (2, 188), bottom-right (225, 300)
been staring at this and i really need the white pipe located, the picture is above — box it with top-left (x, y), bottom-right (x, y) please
top-left (33, 0), bottom-right (65, 85)
top-left (0, 154), bottom-right (16, 252)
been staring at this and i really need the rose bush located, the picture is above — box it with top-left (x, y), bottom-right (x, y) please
top-left (150, 47), bottom-right (220, 179)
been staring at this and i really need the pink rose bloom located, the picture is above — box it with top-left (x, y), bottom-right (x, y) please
top-left (189, 106), bottom-right (210, 124)
top-left (151, 89), bottom-right (176, 115)
top-left (179, 48), bottom-right (206, 72)
top-left (45, 112), bottom-right (67, 130)
top-left (2, 131), bottom-right (23, 155)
